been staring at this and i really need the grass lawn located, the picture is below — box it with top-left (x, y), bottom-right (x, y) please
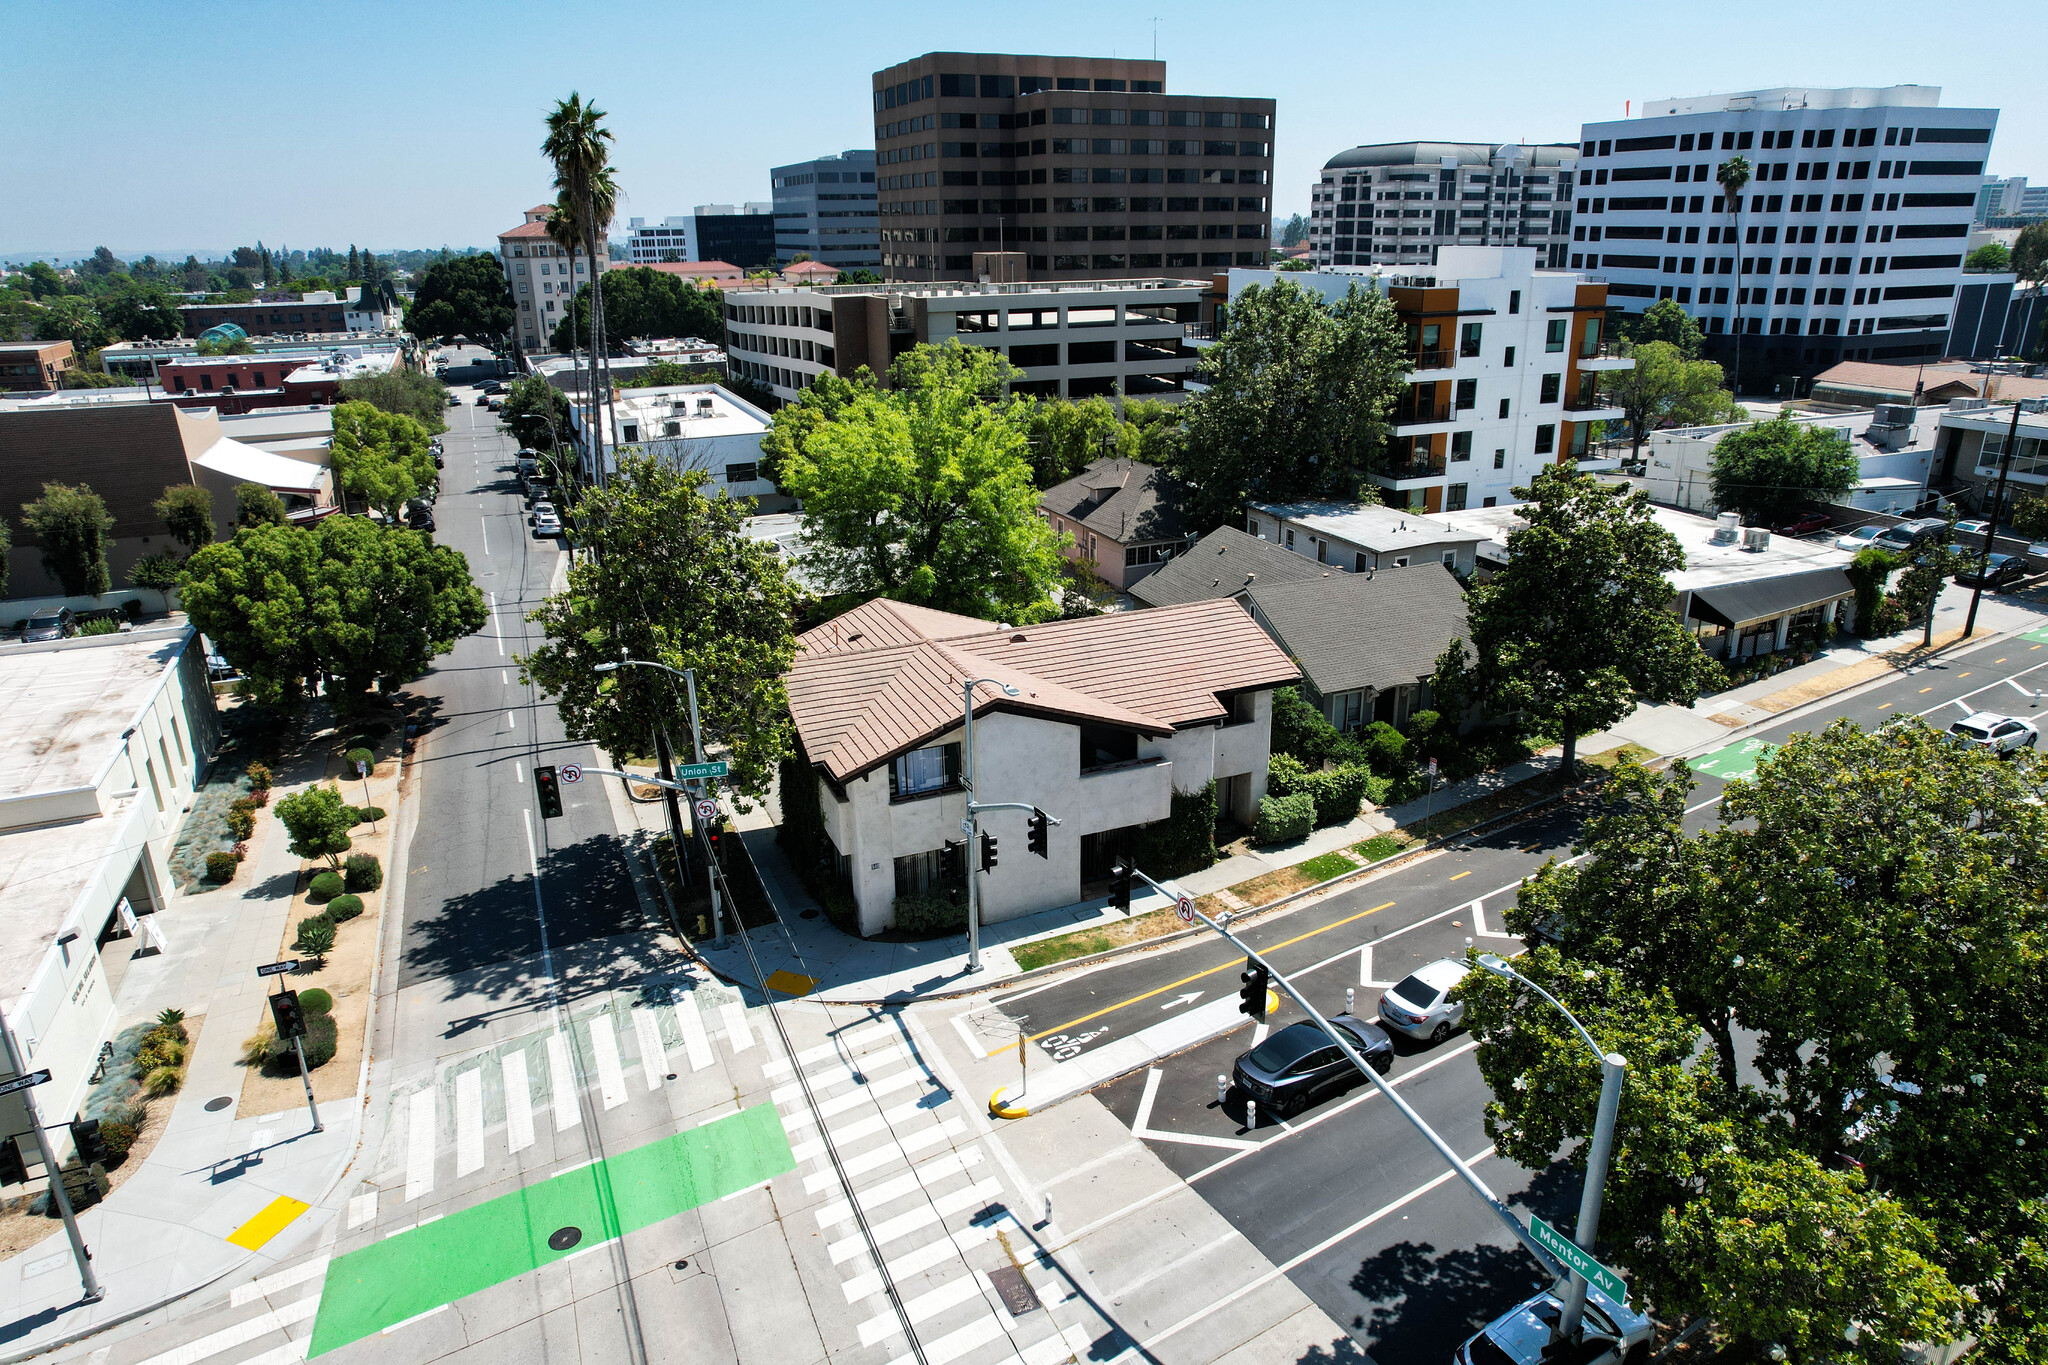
top-left (1009, 908), bottom-right (1185, 972)
top-left (1352, 833), bottom-right (1411, 863)
top-left (1297, 850), bottom-right (1360, 882)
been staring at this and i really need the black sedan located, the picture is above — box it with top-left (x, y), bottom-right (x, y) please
top-left (1231, 1014), bottom-right (1392, 1117)
top-left (1955, 553), bottom-right (2029, 590)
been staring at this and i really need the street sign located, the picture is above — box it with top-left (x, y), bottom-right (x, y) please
top-left (0, 1070), bottom-right (51, 1097)
top-left (1529, 1215), bottom-right (1626, 1300)
top-left (1427, 756), bottom-right (1438, 777)
top-left (695, 798), bottom-right (718, 821)
top-left (1174, 894), bottom-right (1196, 924)
top-left (256, 960), bottom-right (300, 978)
top-left (673, 760), bottom-right (729, 781)
top-left (559, 763), bottom-right (583, 784)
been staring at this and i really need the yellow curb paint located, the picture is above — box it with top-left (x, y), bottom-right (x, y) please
top-left (989, 1088), bottom-right (1028, 1119)
top-left (764, 970), bottom-right (817, 996)
top-left (227, 1195), bottom-right (310, 1251)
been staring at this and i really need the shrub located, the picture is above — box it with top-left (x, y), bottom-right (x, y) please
top-left (245, 761), bottom-right (273, 790)
top-left (98, 1120), bottom-right (138, 1163)
top-left (133, 1038), bottom-right (186, 1074)
top-left (1255, 792), bottom-right (1316, 844)
top-left (206, 851), bottom-right (238, 883)
top-left (299, 1011), bottom-right (339, 1068)
top-left (144, 1067), bottom-right (182, 1098)
top-left (343, 852), bottom-right (383, 891)
top-left (1127, 782), bottom-right (1218, 877)
top-left (1270, 756), bottom-right (1373, 827)
top-left (155, 1007), bottom-right (188, 1038)
top-left (230, 794), bottom-right (260, 814)
top-left (225, 806), bottom-right (257, 840)
top-left (892, 890), bottom-right (966, 935)
top-left (232, 841), bottom-right (249, 861)
top-left (326, 893), bottom-right (364, 923)
top-left (242, 1024), bottom-right (277, 1067)
top-left (344, 746), bottom-right (376, 777)
top-left (79, 617), bottom-right (120, 637)
top-left (1267, 751), bottom-right (1312, 796)
top-left (1359, 722), bottom-right (1409, 773)
top-left (349, 805), bottom-right (386, 826)
top-left (294, 915), bottom-right (336, 958)
top-left (246, 785), bottom-right (269, 807)
top-left (307, 871), bottom-right (344, 902)
top-left (297, 987), bottom-right (334, 1014)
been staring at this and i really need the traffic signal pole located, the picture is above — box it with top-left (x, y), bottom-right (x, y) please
top-left (0, 1021), bottom-right (101, 1303)
top-left (1120, 862), bottom-right (1572, 1286)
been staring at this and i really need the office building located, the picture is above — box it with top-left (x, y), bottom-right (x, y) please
top-left (498, 203), bottom-right (607, 355)
top-left (693, 204), bottom-right (777, 270)
top-left (1306, 142), bottom-right (1578, 270)
top-left (1224, 246), bottom-right (1629, 513)
top-left (723, 275), bottom-right (1203, 407)
top-left (1577, 86), bottom-right (1997, 381)
top-left (869, 52), bottom-right (1274, 283)
top-left (625, 216), bottom-right (697, 263)
top-left (1976, 175), bottom-right (2029, 224)
top-left (772, 151), bottom-right (880, 269)
top-left (0, 341), bottom-right (80, 391)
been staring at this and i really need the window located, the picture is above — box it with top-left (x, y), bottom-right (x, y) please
top-left (725, 462), bottom-right (758, 484)
top-left (1545, 319), bottom-right (1567, 352)
top-left (1498, 398), bottom-right (1510, 419)
top-left (889, 743), bottom-right (961, 799)
top-left (1455, 378), bottom-right (1476, 410)
top-left (1460, 322), bottom-right (1483, 357)
top-left (1503, 345), bottom-right (1515, 367)
top-left (894, 849), bottom-right (949, 898)
top-left (1508, 290), bottom-right (1520, 315)
top-left (1539, 373), bottom-right (1561, 404)
top-left (1493, 448), bottom-right (1506, 469)
top-left (1534, 424), bottom-right (1555, 454)
top-left (1451, 432), bottom-right (1472, 462)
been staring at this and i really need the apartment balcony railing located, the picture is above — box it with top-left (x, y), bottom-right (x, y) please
top-left (1385, 455), bottom-right (1448, 480)
top-left (1563, 394), bottom-right (1620, 413)
top-left (1392, 400), bottom-right (1453, 426)
top-left (1409, 347), bottom-right (1451, 370)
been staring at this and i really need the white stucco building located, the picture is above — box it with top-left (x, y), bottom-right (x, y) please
top-left (566, 383), bottom-right (783, 506)
top-left (784, 597), bottom-right (1297, 936)
top-left (1640, 403), bottom-right (1944, 516)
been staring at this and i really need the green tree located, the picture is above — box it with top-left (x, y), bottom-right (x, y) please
top-left (500, 376), bottom-right (572, 452)
top-left (1024, 395), bottom-right (1138, 487)
top-left (1279, 212), bottom-right (1309, 247)
top-left (1600, 340), bottom-right (1741, 460)
top-left (1492, 726), bottom-right (2048, 1359)
top-left (1717, 155), bottom-right (1753, 391)
top-left (20, 482), bottom-right (115, 597)
top-left (2011, 221), bottom-right (2048, 287)
top-left (329, 401), bottom-right (435, 517)
top-left (34, 296), bottom-right (112, 353)
top-left (23, 261), bottom-right (64, 299)
top-left (337, 371), bottom-right (449, 435)
top-left (619, 359), bottom-right (726, 390)
top-left (1618, 298), bottom-right (1704, 358)
top-left (838, 268), bottom-right (882, 285)
top-left (2012, 490), bottom-right (2048, 540)
top-left (551, 267), bottom-right (726, 350)
top-left (273, 784), bottom-right (355, 868)
top-left (1707, 413), bottom-right (1861, 525)
top-left (177, 522), bottom-right (325, 704)
top-left (154, 483), bottom-right (216, 551)
top-left (759, 368), bottom-right (868, 488)
top-left (1967, 242), bottom-right (2013, 271)
top-left (1172, 279), bottom-right (1407, 525)
top-left (779, 342), bottom-right (1067, 622)
top-left (403, 253), bottom-right (515, 344)
top-left (234, 482), bottom-right (287, 528)
top-left (127, 550), bottom-right (182, 612)
top-left (1893, 518), bottom-right (1967, 647)
top-left (521, 453), bottom-right (797, 802)
top-left (98, 284), bottom-right (182, 341)
top-left (1455, 468), bottom-right (1720, 772)
top-left (304, 514), bottom-right (488, 696)
top-left (1844, 544), bottom-right (1899, 638)
top-left (544, 93), bottom-right (619, 468)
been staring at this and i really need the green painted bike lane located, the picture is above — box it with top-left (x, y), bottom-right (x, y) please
top-left (308, 1103), bottom-right (792, 1356)
top-left (1688, 736), bottom-right (1778, 782)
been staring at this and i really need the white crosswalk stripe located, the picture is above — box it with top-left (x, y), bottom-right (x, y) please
top-left (815, 1148), bottom-right (984, 1228)
top-left (720, 1001), bottom-right (754, 1052)
top-left (761, 1021), bottom-right (898, 1077)
top-left (673, 996), bottom-right (714, 1071)
top-left (771, 1041), bottom-right (917, 1104)
top-left (777, 1066), bottom-right (927, 1129)
top-left (134, 1294), bottom-right (319, 1365)
top-left (886, 1310), bottom-right (1008, 1365)
top-left (403, 1088), bottom-right (434, 1201)
top-left (589, 1014), bottom-right (628, 1109)
top-left (859, 1273), bottom-right (986, 1347)
top-left (229, 1255), bottom-right (329, 1308)
top-left (826, 1180), bottom-right (1003, 1264)
top-left (802, 1116), bottom-right (967, 1194)
top-left (503, 1048), bottom-right (535, 1153)
top-left (546, 1031), bottom-right (579, 1131)
top-left (633, 1007), bottom-right (668, 1090)
top-left (347, 1192), bottom-right (377, 1229)
top-left (840, 1223), bottom-right (996, 1303)
top-left (788, 1096), bottom-right (942, 1162)
top-left (454, 1068), bottom-right (484, 1177)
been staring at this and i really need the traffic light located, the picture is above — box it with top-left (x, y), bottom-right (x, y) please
top-left (704, 819), bottom-right (725, 867)
top-left (979, 831), bottom-right (999, 873)
top-left (70, 1119), bottom-right (109, 1167)
top-left (1108, 856), bottom-right (1133, 913)
top-left (940, 839), bottom-right (965, 880)
top-left (534, 765), bottom-right (563, 819)
top-left (1026, 808), bottom-right (1049, 859)
top-left (1238, 959), bottom-right (1271, 1020)
top-left (0, 1136), bottom-right (25, 1186)
top-left (270, 988), bottom-right (307, 1040)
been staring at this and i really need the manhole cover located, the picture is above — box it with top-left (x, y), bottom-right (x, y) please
top-left (204, 1096), bottom-right (233, 1112)
top-left (548, 1226), bottom-right (582, 1251)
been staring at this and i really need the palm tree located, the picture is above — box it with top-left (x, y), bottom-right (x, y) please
top-left (544, 194), bottom-right (588, 479)
top-left (543, 94), bottom-right (616, 484)
top-left (1716, 154), bottom-right (1752, 399)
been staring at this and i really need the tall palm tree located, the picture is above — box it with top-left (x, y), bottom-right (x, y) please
top-left (544, 194), bottom-right (588, 485)
top-left (1716, 154), bottom-right (1752, 399)
top-left (543, 94), bottom-right (616, 483)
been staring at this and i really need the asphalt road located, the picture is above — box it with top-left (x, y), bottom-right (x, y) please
top-left (992, 617), bottom-right (2048, 1362)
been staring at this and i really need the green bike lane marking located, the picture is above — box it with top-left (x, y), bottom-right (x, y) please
top-left (2025, 625), bottom-right (2048, 644)
top-left (1688, 736), bottom-right (1778, 782)
top-left (308, 1102), bottom-right (792, 1356)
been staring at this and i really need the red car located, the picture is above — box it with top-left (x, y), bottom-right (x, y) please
top-left (1773, 511), bottom-right (1831, 536)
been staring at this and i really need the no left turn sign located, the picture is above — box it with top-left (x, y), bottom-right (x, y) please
top-left (1174, 894), bottom-right (1196, 924)
top-left (695, 799), bottom-right (718, 822)
top-left (559, 763), bottom-right (583, 783)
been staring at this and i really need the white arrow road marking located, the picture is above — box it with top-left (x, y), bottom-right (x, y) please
top-left (1468, 897), bottom-right (1522, 942)
top-left (1159, 991), bottom-right (1203, 1010)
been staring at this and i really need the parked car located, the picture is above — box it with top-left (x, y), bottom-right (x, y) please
top-left (1954, 553), bottom-right (2028, 590)
top-left (1772, 510), bottom-right (1831, 536)
top-left (1953, 519), bottom-right (1992, 540)
top-left (205, 653), bottom-right (238, 682)
top-left (1377, 958), bottom-right (1471, 1043)
top-left (1874, 518), bottom-right (1950, 554)
top-left (1949, 711), bottom-right (2039, 754)
top-left (1833, 525), bottom-right (1885, 553)
top-left (1453, 1282), bottom-right (1653, 1365)
top-left (2030, 540), bottom-right (2048, 567)
top-left (533, 509), bottom-right (563, 537)
top-left (486, 398), bottom-right (502, 412)
top-left (1231, 1015), bottom-right (1392, 1117)
top-left (445, 392), bottom-right (459, 407)
top-left (482, 381), bottom-right (506, 395)
top-left (475, 393), bottom-right (491, 406)
top-left (21, 607), bottom-right (76, 642)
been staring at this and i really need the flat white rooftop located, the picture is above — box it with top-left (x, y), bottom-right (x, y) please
top-left (0, 633), bottom-right (188, 802)
top-left (1433, 502), bottom-right (1853, 591)
top-left (608, 384), bottom-right (769, 440)
top-left (1632, 86), bottom-right (1947, 118)
top-left (1251, 500), bottom-right (1477, 553)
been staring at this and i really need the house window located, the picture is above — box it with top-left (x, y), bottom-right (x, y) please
top-left (1539, 373), bottom-right (1561, 403)
top-left (1446, 485), bottom-right (1468, 512)
top-left (1355, 552), bottom-right (1370, 573)
top-left (1391, 555), bottom-right (1409, 568)
top-left (1327, 690), bottom-right (1365, 732)
top-left (1460, 322), bottom-right (1483, 357)
top-left (1535, 424), bottom-right (1556, 454)
top-left (1546, 319), bottom-right (1567, 352)
top-left (1455, 378), bottom-right (1477, 410)
top-left (1124, 543), bottom-right (1179, 566)
top-left (889, 743), bottom-right (961, 799)
top-left (725, 462), bottom-right (758, 483)
top-left (1451, 431), bottom-right (1473, 461)
top-left (1494, 449), bottom-right (1506, 469)
top-left (894, 849), bottom-right (951, 897)
top-left (1246, 517), bottom-right (1260, 539)
top-left (1284, 528), bottom-right (1295, 549)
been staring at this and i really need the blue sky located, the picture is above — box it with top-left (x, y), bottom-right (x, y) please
top-left (5, 0), bottom-right (2045, 261)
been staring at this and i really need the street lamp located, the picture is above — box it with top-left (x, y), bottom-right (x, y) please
top-left (594, 657), bottom-right (719, 944)
top-left (1473, 952), bottom-right (1628, 1343)
top-left (960, 676), bottom-right (1021, 974)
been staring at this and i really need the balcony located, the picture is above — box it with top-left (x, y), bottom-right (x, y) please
top-left (1391, 399), bottom-right (1454, 429)
top-left (1372, 456), bottom-right (1448, 488)
top-left (1564, 396), bottom-right (1627, 422)
top-left (1575, 338), bottom-right (1634, 371)
top-left (1409, 347), bottom-right (1452, 371)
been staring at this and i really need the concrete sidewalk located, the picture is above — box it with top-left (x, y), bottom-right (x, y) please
top-left (0, 735), bottom-right (372, 1362)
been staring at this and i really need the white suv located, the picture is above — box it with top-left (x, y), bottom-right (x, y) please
top-left (1949, 711), bottom-right (2040, 755)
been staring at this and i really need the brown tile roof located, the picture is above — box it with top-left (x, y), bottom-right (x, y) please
top-left (500, 221), bottom-right (553, 240)
top-left (633, 261), bottom-right (744, 279)
top-left (783, 261), bottom-right (841, 278)
top-left (787, 597), bottom-right (1298, 782)
top-left (1811, 359), bottom-right (2048, 403)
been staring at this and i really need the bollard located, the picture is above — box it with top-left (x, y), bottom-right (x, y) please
top-left (1246, 1099), bottom-right (1257, 1132)
top-left (1346, 987), bottom-right (1355, 1015)
top-left (1043, 1193), bottom-right (1053, 1228)
top-left (1216, 1074), bottom-right (1228, 1107)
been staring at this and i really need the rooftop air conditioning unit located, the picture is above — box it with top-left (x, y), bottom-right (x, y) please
top-left (1947, 397), bottom-right (1990, 412)
top-left (2021, 397), bottom-right (2048, 414)
top-left (1712, 511), bottom-right (1741, 544)
top-left (1872, 404), bottom-right (1914, 428)
top-left (1742, 526), bottom-right (1771, 552)
top-left (697, 396), bottom-right (714, 414)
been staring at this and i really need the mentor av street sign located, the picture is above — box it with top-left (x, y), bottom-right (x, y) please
top-left (1528, 1215), bottom-right (1625, 1300)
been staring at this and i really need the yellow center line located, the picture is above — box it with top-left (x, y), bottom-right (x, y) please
top-left (1996, 658), bottom-right (2008, 664)
top-left (1448, 870), bottom-right (1472, 881)
top-left (1877, 702), bottom-right (1894, 710)
top-left (1919, 687), bottom-right (1934, 693)
top-left (992, 900), bottom-right (1399, 1055)
top-left (1960, 672), bottom-right (1972, 678)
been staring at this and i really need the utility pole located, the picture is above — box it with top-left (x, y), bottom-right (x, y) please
top-left (0, 1022), bottom-right (101, 1303)
top-left (1964, 396), bottom-right (2027, 638)
top-left (958, 676), bottom-right (1058, 974)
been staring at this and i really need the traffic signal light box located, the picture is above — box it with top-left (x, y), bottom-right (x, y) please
top-left (533, 765), bottom-right (563, 819)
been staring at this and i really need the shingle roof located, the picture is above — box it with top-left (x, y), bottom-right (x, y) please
top-left (1811, 360), bottom-right (2048, 403)
top-left (1037, 458), bottom-right (1196, 547)
top-left (1128, 525), bottom-right (1327, 607)
top-left (786, 597), bottom-right (1298, 782)
top-left (1243, 565), bottom-right (1470, 697)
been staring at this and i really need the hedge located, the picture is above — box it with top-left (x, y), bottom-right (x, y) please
top-left (297, 987), bottom-right (333, 1014)
top-left (1128, 782), bottom-right (1218, 877)
top-left (1269, 756), bottom-right (1374, 827)
top-left (892, 890), bottom-right (966, 935)
top-left (350, 806), bottom-right (386, 826)
top-left (1255, 792), bottom-right (1316, 844)
top-left (326, 894), bottom-right (364, 923)
top-left (206, 851), bottom-right (239, 883)
top-left (307, 871), bottom-right (344, 902)
top-left (344, 853), bottom-right (383, 891)
top-left (300, 1012), bottom-right (339, 1068)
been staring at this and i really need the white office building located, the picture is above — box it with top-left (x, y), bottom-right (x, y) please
top-left (1225, 247), bottom-right (1631, 513)
top-left (771, 151), bottom-right (880, 270)
top-left (566, 382), bottom-right (783, 506)
top-left (624, 216), bottom-right (697, 264)
top-left (1577, 86), bottom-right (1997, 383)
top-left (1306, 142), bottom-right (1578, 270)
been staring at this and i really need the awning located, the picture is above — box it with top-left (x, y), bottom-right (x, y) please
top-left (1686, 567), bottom-right (1854, 628)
